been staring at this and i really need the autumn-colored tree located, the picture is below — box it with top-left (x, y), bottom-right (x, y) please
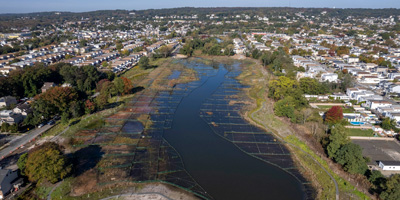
top-left (22, 142), bottom-right (71, 183)
top-left (336, 46), bottom-right (350, 56)
top-left (96, 79), bottom-right (111, 92)
top-left (85, 99), bottom-right (96, 114)
top-left (325, 106), bottom-right (343, 124)
top-left (38, 86), bottom-right (79, 113)
top-left (121, 77), bottom-right (133, 95)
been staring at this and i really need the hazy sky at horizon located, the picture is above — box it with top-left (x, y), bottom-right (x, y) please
top-left (1, 0), bottom-right (400, 14)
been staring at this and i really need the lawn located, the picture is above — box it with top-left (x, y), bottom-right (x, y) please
top-left (345, 128), bottom-right (375, 137)
top-left (317, 105), bottom-right (354, 113)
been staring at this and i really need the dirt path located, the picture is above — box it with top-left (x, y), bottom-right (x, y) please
top-left (100, 183), bottom-right (198, 200)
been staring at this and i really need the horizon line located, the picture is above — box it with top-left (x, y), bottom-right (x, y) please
top-left (1, 6), bottom-right (400, 15)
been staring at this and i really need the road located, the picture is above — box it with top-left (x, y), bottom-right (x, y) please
top-left (0, 125), bottom-right (53, 160)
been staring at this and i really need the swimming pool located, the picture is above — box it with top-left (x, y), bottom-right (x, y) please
top-left (350, 121), bottom-right (365, 125)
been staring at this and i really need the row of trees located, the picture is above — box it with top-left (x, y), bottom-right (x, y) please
top-left (0, 61), bottom-right (134, 127)
top-left (321, 106), bottom-right (400, 199)
top-left (325, 124), bottom-right (368, 174)
top-left (24, 75), bottom-right (133, 126)
top-left (0, 63), bottom-right (107, 99)
top-left (268, 75), bottom-right (339, 124)
top-left (180, 37), bottom-right (235, 57)
top-left (262, 50), bottom-right (398, 198)
top-left (269, 76), bottom-right (315, 123)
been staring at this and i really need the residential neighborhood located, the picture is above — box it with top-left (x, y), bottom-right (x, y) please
top-left (2, 6), bottom-right (400, 200)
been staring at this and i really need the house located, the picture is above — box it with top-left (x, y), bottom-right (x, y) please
top-left (361, 76), bottom-right (380, 84)
top-left (379, 161), bottom-right (400, 171)
top-left (41, 82), bottom-right (56, 93)
top-left (329, 93), bottom-right (350, 100)
top-left (347, 88), bottom-right (368, 99)
top-left (372, 125), bottom-right (384, 134)
top-left (0, 96), bottom-right (17, 108)
top-left (367, 100), bottom-right (392, 110)
top-left (347, 57), bottom-right (359, 63)
top-left (0, 169), bottom-right (18, 199)
top-left (0, 110), bottom-right (23, 125)
top-left (387, 84), bottom-right (400, 94)
top-left (387, 112), bottom-right (400, 122)
top-left (321, 73), bottom-right (338, 82)
top-left (12, 104), bottom-right (32, 117)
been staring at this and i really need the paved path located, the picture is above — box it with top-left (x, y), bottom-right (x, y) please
top-left (0, 125), bottom-right (53, 160)
top-left (47, 180), bottom-right (63, 200)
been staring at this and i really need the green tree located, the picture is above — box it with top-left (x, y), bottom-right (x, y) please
top-left (1, 123), bottom-right (9, 132)
top-left (274, 96), bottom-right (296, 119)
top-left (326, 124), bottom-right (349, 158)
top-left (24, 142), bottom-right (71, 183)
top-left (158, 45), bottom-right (172, 58)
top-left (17, 153), bottom-right (28, 176)
top-left (380, 174), bottom-right (400, 200)
top-left (101, 61), bottom-right (108, 68)
top-left (180, 43), bottom-right (193, 56)
top-left (79, 39), bottom-right (87, 47)
top-left (9, 124), bottom-right (18, 133)
top-left (224, 44), bottom-right (234, 56)
top-left (367, 170), bottom-right (385, 189)
top-left (138, 56), bottom-right (150, 69)
top-left (268, 76), bottom-right (299, 100)
top-left (116, 42), bottom-right (123, 51)
top-left (260, 52), bottom-right (273, 67)
top-left (334, 143), bottom-right (368, 174)
top-left (381, 117), bottom-right (396, 130)
top-left (299, 77), bottom-right (327, 95)
top-left (113, 77), bottom-right (125, 96)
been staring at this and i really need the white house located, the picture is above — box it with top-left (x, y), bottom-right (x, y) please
top-left (379, 161), bottom-right (400, 171)
top-left (329, 93), bottom-right (350, 100)
top-left (387, 112), bottom-right (400, 122)
top-left (372, 125), bottom-right (384, 134)
top-left (346, 88), bottom-right (368, 99)
top-left (361, 76), bottom-right (380, 84)
top-left (0, 110), bottom-right (23, 125)
top-left (347, 57), bottom-right (359, 63)
top-left (387, 85), bottom-right (400, 94)
top-left (321, 73), bottom-right (338, 82)
top-left (367, 100), bottom-right (393, 110)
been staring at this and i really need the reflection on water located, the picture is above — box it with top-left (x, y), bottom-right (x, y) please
top-left (163, 59), bottom-right (308, 200)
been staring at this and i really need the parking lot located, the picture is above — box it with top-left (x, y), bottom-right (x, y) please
top-left (352, 139), bottom-right (400, 165)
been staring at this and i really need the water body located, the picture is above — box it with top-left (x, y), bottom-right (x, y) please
top-left (163, 60), bottom-right (305, 200)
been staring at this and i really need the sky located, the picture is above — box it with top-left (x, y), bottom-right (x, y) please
top-left (1, 0), bottom-right (400, 14)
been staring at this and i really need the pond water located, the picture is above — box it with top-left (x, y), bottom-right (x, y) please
top-left (163, 59), bottom-right (307, 200)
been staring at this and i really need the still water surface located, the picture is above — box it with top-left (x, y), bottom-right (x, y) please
top-left (163, 60), bottom-right (305, 200)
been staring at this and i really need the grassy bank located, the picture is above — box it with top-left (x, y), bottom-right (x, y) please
top-left (237, 57), bottom-right (369, 200)
top-left (38, 57), bottom-right (202, 200)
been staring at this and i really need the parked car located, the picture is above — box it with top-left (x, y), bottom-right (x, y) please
top-left (47, 120), bottom-right (55, 125)
top-left (38, 123), bottom-right (45, 128)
